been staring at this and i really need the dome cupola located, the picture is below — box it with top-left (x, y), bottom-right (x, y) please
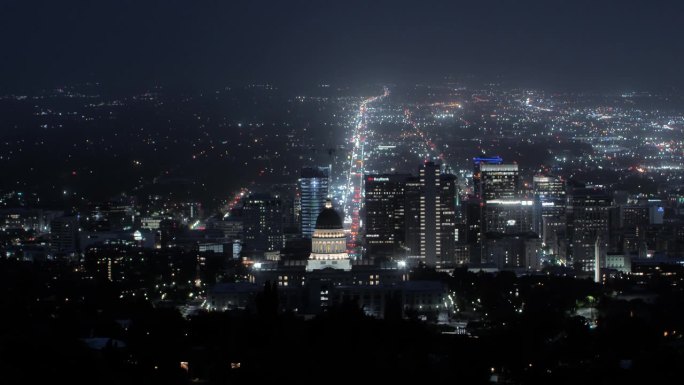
top-left (315, 199), bottom-right (343, 230)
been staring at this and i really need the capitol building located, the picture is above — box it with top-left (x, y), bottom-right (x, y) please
top-left (306, 199), bottom-right (351, 272)
top-left (208, 199), bottom-right (447, 319)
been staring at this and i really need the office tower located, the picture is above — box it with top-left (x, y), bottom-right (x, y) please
top-left (463, 198), bottom-right (483, 261)
top-left (533, 175), bottom-right (566, 208)
top-left (533, 174), bottom-right (567, 221)
top-left (483, 199), bottom-right (535, 234)
top-left (483, 233), bottom-right (543, 270)
top-left (400, 163), bottom-right (459, 267)
top-left (621, 205), bottom-right (649, 229)
top-left (269, 183), bottom-right (299, 229)
top-left (439, 173), bottom-right (459, 265)
top-left (479, 163), bottom-right (526, 234)
top-left (299, 167), bottom-right (329, 238)
top-left (241, 194), bottom-right (284, 253)
top-left (268, 183), bottom-right (300, 245)
top-left (621, 200), bottom-right (665, 228)
top-left (419, 162), bottom-right (441, 266)
top-left (472, 156), bottom-right (503, 198)
top-left (542, 215), bottom-right (568, 264)
top-left (618, 204), bottom-right (648, 254)
top-left (364, 174), bottom-right (411, 257)
top-left (568, 187), bottom-right (612, 273)
top-left (617, 198), bottom-right (665, 254)
top-left (533, 175), bottom-right (567, 251)
top-left (50, 216), bottom-right (79, 254)
top-left (403, 176), bottom-right (422, 257)
top-left (479, 163), bottom-right (519, 201)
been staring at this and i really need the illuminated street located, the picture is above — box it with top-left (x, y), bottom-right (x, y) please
top-left (2, 2), bottom-right (684, 384)
top-left (342, 87), bottom-right (389, 258)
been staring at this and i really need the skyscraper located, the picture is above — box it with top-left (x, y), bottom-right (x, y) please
top-left (403, 176), bottom-right (422, 257)
top-left (533, 175), bottom-right (567, 227)
top-left (364, 174), bottom-right (411, 257)
top-left (533, 175), bottom-right (566, 207)
top-left (483, 232), bottom-right (543, 270)
top-left (241, 194), bottom-right (284, 253)
top-left (397, 163), bottom-right (460, 267)
top-left (482, 199), bottom-right (535, 234)
top-left (479, 163), bottom-right (519, 201)
top-left (463, 198), bottom-right (482, 245)
top-left (569, 187), bottom-right (612, 273)
top-left (472, 156), bottom-right (503, 199)
top-left (439, 173), bottom-right (459, 265)
top-left (533, 175), bottom-right (567, 260)
top-left (419, 162), bottom-right (441, 266)
top-left (479, 163), bottom-right (525, 234)
top-left (299, 167), bottom-right (329, 238)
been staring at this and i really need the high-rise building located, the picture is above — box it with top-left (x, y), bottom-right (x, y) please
top-left (380, 164), bottom-right (459, 267)
top-left (419, 162), bottom-right (441, 266)
top-left (269, 183), bottom-right (299, 230)
top-left (439, 173), bottom-right (459, 265)
top-left (533, 175), bottom-right (567, 256)
top-left (414, 162), bottom-right (460, 267)
top-left (476, 163), bottom-right (543, 266)
top-left (621, 200), bottom-right (665, 228)
top-left (482, 199), bottom-right (535, 234)
top-left (462, 198), bottom-right (483, 261)
top-left (241, 194), bottom-right (284, 253)
top-left (299, 167), bottom-right (329, 238)
top-left (483, 232), bottom-right (543, 270)
top-left (533, 175), bottom-right (566, 207)
top-left (472, 156), bottom-right (503, 198)
top-left (479, 163), bottom-right (527, 235)
top-left (479, 163), bottom-right (519, 201)
top-left (403, 176), bottom-right (422, 257)
top-left (568, 187), bottom-right (612, 272)
top-left (364, 174), bottom-right (411, 257)
top-left (541, 215), bottom-right (568, 264)
top-left (50, 216), bottom-right (79, 254)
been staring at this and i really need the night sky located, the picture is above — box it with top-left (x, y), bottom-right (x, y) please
top-left (1, 0), bottom-right (683, 90)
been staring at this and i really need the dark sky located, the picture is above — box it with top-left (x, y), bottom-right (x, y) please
top-left (1, 0), bottom-right (683, 91)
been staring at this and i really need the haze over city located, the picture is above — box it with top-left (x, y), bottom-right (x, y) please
top-left (1, 1), bottom-right (684, 385)
top-left (2, 0), bottom-right (684, 90)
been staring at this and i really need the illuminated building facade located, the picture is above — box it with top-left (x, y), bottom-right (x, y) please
top-left (241, 193), bottom-right (284, 253)
top-left (569, 187), bottom-right (612, 272)
top-left (299, 167), bottom-right (329, 238)
top-left (364, 174), bottom-right (411, 257)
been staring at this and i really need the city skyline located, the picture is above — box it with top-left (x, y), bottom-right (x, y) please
top-left (2, 1), bottom-right (684, 384)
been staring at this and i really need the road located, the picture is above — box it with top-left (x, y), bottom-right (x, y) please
top-left (403, 107), bottom-right (447, 166)
top-left (342, 87), bottom-right (389, 259)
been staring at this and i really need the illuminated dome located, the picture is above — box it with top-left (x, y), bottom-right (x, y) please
top-left (315, 200), bottom-right (343, 230)
top-left (306, 199), bottom-right (351, 271)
